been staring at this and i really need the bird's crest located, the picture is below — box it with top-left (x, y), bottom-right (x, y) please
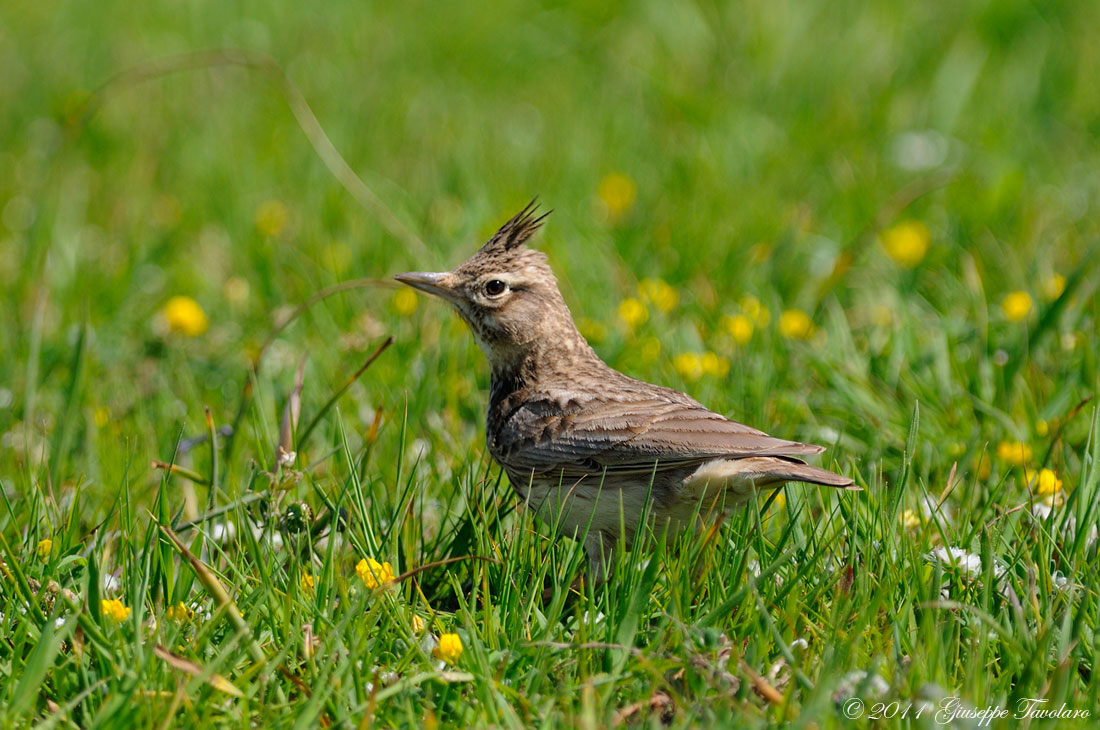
top-left (479, 199), bottom-right (551, 254)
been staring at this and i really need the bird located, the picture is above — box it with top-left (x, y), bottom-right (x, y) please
top-left (395, 201), bottom-right (855, 578)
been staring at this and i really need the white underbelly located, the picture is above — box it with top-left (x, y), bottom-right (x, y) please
top-left (512, 459), bottom-right (768, 544)
top-left (516, 475), bottom-right (653, 541)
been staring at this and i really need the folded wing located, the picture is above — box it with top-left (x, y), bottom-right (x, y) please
top-left (493, 388), bottom-right (827, 479)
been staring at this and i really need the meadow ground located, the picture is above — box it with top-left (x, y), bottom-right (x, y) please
top-left (2, 1), bottom-right (1099, 727)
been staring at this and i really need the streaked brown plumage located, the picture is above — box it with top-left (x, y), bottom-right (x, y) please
top-left (396, 201), bottom-right (855, 576)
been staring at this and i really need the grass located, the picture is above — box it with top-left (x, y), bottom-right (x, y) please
top-left (2, 0), bottom-right (1100, 726)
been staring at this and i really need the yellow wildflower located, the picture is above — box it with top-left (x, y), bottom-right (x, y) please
top-left (36, 538), bottom-right (52, 560)
top-left (356, 558), bottom-right (395, 589)
top-left (300, 573), bottom-right (316, 592)
top-left (101, 599), bottom-right (131, 623)
top-left (410, 615), bottom-right (426, 633)
top-left (1042, 273), bottom-right (1066, 301)
top-left (1034, 468), bottom-right (1063, 497)
top-left (1000, 291), bottom-right (1033, 322)
top-left (392, 288), bottom-right (419, 316)
top-left (166, 602), bottom-right (193, 622)
top-left (577, 318), bottom-right (608, 343)
top-left (617, 298), bottom-right (648, 328)
top-left (323, 241), bottom-right (352, 275)
top-left (1035, 420), bottom-right (1049, 437)
top-left (880, 220), bottom-right (930, 268)
top-left (975, 453), bottom-right (991, 481)
top-left (433, 633), bottom-right (463, 665)
top-left (639, 337), bottom-right (661, 363)
top-left (700, 352), bottom-right (730, 378)
top-left (673, 353), bottom-right (703, 381)
top-left (598, 172), bottom-right (637, 220)
top-left (254, 199), bottom-right (288, 237)
top-left (163, 296), bottom-right (209, 337)
top-left (722, 314), bottom-right (753, 345)
top-left (672, 352), bottom-right (729, 379)
top-left (94, 406), bottom-right (111, 428)
top-left (445, 372), bottom-right (472, 399)
top-left (638, 278), bottom-right (678, 312)
top-left (899, 510), bottom-right (923, 530)
top-left (996, 440), bottom-right (1032, 467)
top-left (872, 306), bottom-right (893, 327)
top-left (739, 294), bottom-right (770, 327)
top-left (224, 276), bottom-right (250, 304)
top-left (778, 309), bottom-right (815, 340)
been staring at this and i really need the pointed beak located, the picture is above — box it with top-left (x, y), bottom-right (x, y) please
top-left (393, 271), bottom-right (457, 302)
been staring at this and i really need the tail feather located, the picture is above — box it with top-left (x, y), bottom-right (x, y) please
top-left (677, 457), bottom-right (857, 518)
top-left (763, 460), bottom-right (857, 489)
top-left (686, 456), bottom-right (858, 499)
top-left (731, 456), bottom-right (856, 489)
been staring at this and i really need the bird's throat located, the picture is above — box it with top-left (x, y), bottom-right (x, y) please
top-left (487, 331), bottom-right (604, 409)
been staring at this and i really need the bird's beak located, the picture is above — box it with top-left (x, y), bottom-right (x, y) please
top-left (393, 271), bottom-right (458, 302)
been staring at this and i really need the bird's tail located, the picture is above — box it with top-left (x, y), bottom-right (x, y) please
top-left (739, 456), bottom-right (857, 489)
top-left (680, 456), bottom-right (857, 514)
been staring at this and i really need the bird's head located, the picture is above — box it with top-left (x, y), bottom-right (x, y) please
top-left (395, 201), bottom-right (584, 369)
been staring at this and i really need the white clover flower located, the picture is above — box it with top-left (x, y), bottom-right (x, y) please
top-left (832, 669), bottom-right (889, 702)
top-left (250, 525), bottom-right (283, 549)
top-left (919, 493), bottom-right (954, 526)
top-left (926, 546), bottom-right (1005, 579)
top-left (1029, 503), bottom-right (1099, 548)
top-left (582, 611), bottom-right (606, 625)
top-left (365, 668), bottom-right (400, 693)
top-left (276, 447), bottom-right (296, 468)
top-left (210, 521), bottom-right (236, 543)
top-left (1031, 502), bottom-right (1055, 521)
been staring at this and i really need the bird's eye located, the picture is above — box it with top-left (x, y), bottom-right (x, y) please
top-left (484, 279), bottom-right (508, 296)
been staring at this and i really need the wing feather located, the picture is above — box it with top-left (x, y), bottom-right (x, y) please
top-left (492, 387), bottom-right (825, 478)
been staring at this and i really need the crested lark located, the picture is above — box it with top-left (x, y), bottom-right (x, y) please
top-left (396, 201), bottom-right (855, 576)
